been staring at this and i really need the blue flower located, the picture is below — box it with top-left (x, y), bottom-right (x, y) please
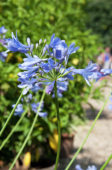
top-left (49, 34), bottom-right (61, 48)
top-left (66, 43), bottom-right (79, 64)
top-left (108, 94), bottom-right (112, 110)
top-left (108, 104), bottom-right (112, 110)
top-left (0, 51), bottom-right (8, 62)
top-left (18, 66), bottom-right (39, 79)
top-left (18, 78), bottom-right (38, 95)
top-left (45, 78), bottom-right (68, 97)
top-left (41, 58), bottom-right (57, 73)
top-left (60, 66), bottom-right (74, 80)
top-left (0, 39), bottom-right (7, 46)
top-left (75, 164), bottom-right (83, 170)
top-left (6, 32), bottom-right (30, 53)
top-left (53, 41), bottom-right (68, 61)
top-left (0, 26), bottom-right (7, 34)
top-left (42, 44), bottom-right (49, 56)
top-left (100, 68), bottom-right (112, 76)
top-left (31, 82), bottom-right (43, 92)
top-left (45, 34), bottom-right (79, 64)
top-left (31, 102), bottom-right (47, 117)
top-left (86, 165), bottom-right (97, 170)
top-left (46, 82), bottom-right (55, 94)
top-left (19, 54), bottom-right (46, 69)
top-left (12, 104), bottom-right (24, 116)
top-left (75, 164), bottom-right (97, 170)
top-left (73, 62), bottom-right (101, 85)
top-left (24, 93), bottom-right (32, 102)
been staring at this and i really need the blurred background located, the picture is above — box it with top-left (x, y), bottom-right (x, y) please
top-left (0, 0), bottom-right (112, 169)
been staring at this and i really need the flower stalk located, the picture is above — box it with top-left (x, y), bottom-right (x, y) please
top-left (54, 81), bottom-right (61, 170)
top-left (0, 109), bottom-right (28, 150)
top-left (65, 93), bottom-right (111, 170)
top-left (100, 153), bottom-right (112, 170)
top-left (0, 90), bottom-right (23, 137)
top-left (9, 88), bottom-right (46, 170)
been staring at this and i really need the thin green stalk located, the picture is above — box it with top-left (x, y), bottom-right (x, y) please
top-left (54, 81), bottom-right (61, 170)
top-left (65, 93), bottom-right (110, 170)
top-left (9, 89), bottom-right (46, 170)
top-left (100, 154), bottom-right (112, 170)
top-left (0, 109), bottom-right (28, 150)
top-left (0, 90), bottom-right (23, 137)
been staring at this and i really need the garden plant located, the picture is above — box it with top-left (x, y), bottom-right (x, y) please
top-left (0, 25), bottom-right (112, 170)
top-left (0, 0), bottom-right (112, 170)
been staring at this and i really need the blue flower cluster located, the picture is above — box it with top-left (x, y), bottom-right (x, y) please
top-left (13, 93), bottom-right (47, 117)
top-left (1, 28), bottom-right (112, 117)
top-left (3, 31), bottom-right (112, 95)
top-left (0, 26), bottom-right (8, 62)
top-left (12, 104), bottom-right (24, 116)
top-left (8, 33), bottom-right (79, 96)
top-left (75, 164), bottom-right (97, 170)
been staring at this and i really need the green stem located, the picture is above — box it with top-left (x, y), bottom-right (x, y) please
top-left (100, 154), bottom-right (112, 170)
top-left (0, 90), bottom-right (23, 137)
top-left (0, 109), bottom-right (28, 150)
top-left (9, 89), bottom-right (46, 170)
top-left (65, 93), bottom-right (110, 170)
top-left (54, 81), bottom-right (61, 170)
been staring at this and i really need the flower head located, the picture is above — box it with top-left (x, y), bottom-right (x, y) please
top-left (44, 34), bottom-right (79, 65)
top-left (12, 104), bottom-right (24, 116)
top-left (0, 26), bottom-right (7, 34)
top-left (18, 78), bottom-right (39, 95)
top-left (72, 62), bottom-right (112, 86)
top-left (86, 165), bottom-right (97, 170)
top-left (0, 51), bottom-right (8, 62)
top-left (75, 164), bottom-right (97, 170)
top-left (75, 164), bottom-right (83, 170)
top-left (6, 32), bottom-right (30, 53)
top-left (13, 33), bottom-right (112, 98)
top-left (31, 102), bottom-right (47, 117)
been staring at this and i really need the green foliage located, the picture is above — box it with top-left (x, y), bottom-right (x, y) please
top-left (86, 0), bottom-right (112, 47)
top-left (0, 0), bottom-right (102, 164)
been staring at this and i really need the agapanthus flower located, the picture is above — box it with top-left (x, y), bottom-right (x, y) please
top-left (18, 66), bottom-right (39, 79)
top-left (41, 58), bottom-right (57, 73)
top-left (72, 62), bottom-right (99, 85)
top-left (108, 93), bottom-right (112, 110)
top-left (0, 51), bottom-right (8, 62)
top-left (14, 33), bottom-right (112, 98)
top-left (100, 68), bottom-right (112, 76)
top-left (72, 62), bottom-right (112, 85)
top-left (24, 93), bottom-right (32, 102)
top-left (0, 39), bottom-right (7, 46)
top-left (19, 54), bottom-right (42, 68)
top-left (75, 164), bottom-right (97, 170)
top-left (31, 102), bottom-right (47, 117)
top-left (86, 165), bottom-right (97, 170)
top-left (60, 66), bottom-right (74, 80)
top-left (12, 104), bottom-right (24, 116)
top-left (45, 78), bottom-right (68, 97)
top-left (18, 78), bottom-right (39, 95)
top-left (5, 32), bottom-right (30, 53)
top-left (26, 37), bottom-right (34, 53)
top-left (75, 164), bottom-right (83, 170)
top-left (0, 26), bottom-right (7, 34)
top-left (44, 34), bottom-right (79, 65)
